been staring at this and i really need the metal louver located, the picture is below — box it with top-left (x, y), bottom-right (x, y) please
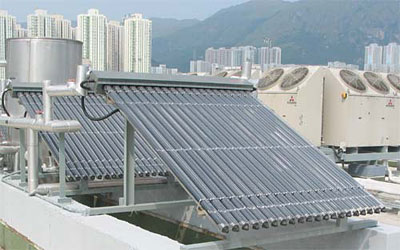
top-left (280, 67), bottom-right (309, 90)
top-left (363, 72), bottom-right (389, 94)
top-left (387, 74), bottom-right (400, 92)
top-left (257, 68), bottom-right (284, 90)
top-left (340, 70), bottom-right (367, 92)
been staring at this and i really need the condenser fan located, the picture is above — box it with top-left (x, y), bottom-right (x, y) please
top-left (280, 67), bottom-right (309, 90)
top-left (340, 70), bottom-right (367, 92)
top-left (257, 68), bottom-right (284, 90)
top-left (387, 74), bottom-right (400, 92)
top-left (364, 72), bottom-right (389, 94)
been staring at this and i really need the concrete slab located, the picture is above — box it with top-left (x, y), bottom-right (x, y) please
top-left (2, 174), bottom-right (400, 250)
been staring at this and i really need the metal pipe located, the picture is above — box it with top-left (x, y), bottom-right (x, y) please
top-left (241, 61), bottom-right (252, 80)
top-left (27, 128), bottom-right (38, 195)
top-left (0, 145), bottom-right (19, 154)
top-left (0, 116), bottom-right (81, 132)
top-left (13, 151), bottom-right (19, 172)
top-left (46, 84), bottom-right (80, 97)
top-left (42, 80), bottom-right (52, 123)
top-left (75, 65), bottom-right (90, 95)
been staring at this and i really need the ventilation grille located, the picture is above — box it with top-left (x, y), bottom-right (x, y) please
top-left (364, 72), bottom-right (389, 94)
top-left (257, 68), bottom-right (284, 90)
top-left (387, 74), bottom-right (400, 92)
top-left (340, 70), bottom-right (367, 92)
top-left (280, 67), bottom-right (309, 90)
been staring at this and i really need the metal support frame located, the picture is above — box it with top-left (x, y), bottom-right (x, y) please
top-left (18, 128), bottom-right (26, 187)
top-left (181, 219), bottom-right (377, 250)
top-left (58, 132), bottom-right (71, 203)
top-left (122, 119), bottom-right (136, 206)
top-left (342, 152), bottom-right (400, 162)
top-left (88, 199), bottom-right (195, 216)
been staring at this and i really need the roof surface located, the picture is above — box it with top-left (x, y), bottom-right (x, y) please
top-left (19, 92), bottom-right (167, 181)
top-left (105, 84), bottom-right (383, 233)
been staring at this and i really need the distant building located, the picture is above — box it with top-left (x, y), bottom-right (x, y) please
top-left (190, 60), bottom-right (212, 73)
top-left (123, 13), bottom-right (152, 73)
top-left (328, 61), bottom-right (359, 70)
top-left (258, 47), bottom-right (282, 70)
top-left (204, 46), bottom-right (281, 70)
top-left (364, 43), bottom-right (384, 72)
top-left (27, 10), bottom-right (72, 39)
top-left (151, 64), bottom-right (178, 75)
top-left (77, 9), bottom-right (107, 71)
top-left (15, 24), bottom-right (27, 38)
top-left (364, 42), bottom-right (400, 73)
top-left (107, 20), bottom-right (123, 71)
top-left (0, 10), bottom-right (16, 80)
top-left (383, 43), bottom-right (400, 73)
top-left (27, 9), bottom-right (55, 38)
top-left (53, 15), bottom-right (72, 39)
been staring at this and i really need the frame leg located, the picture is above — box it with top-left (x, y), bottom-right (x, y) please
top-left (58, 132), bottom-right (70, 203)
top-left (19, 128), bottom-right (26, 187)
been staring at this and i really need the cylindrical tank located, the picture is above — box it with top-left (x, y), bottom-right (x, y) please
top-left (6, 38), bottom-right (82, 84)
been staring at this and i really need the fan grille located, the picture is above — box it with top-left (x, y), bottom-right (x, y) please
top-left (387, 74), bottom-right (400, 91)
top-left (280, 67), bottom-right (309, 90)
top-left (257, 68), bottom-right (284, 90)
top-left (340, 70), bottom-right (367, 92)
top-left (363, 72), bottom-right (389, 94)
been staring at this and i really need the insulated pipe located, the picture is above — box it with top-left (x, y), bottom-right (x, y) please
top-left (75, 65), bottom-right (90, 95)
top-left (0, 145), bottom-right (19, 154)
top-left (27, 128), bottom-right (39, 195)
top-left (0, 116), bottom-right (81, 133)
top-left (43, 80), bottom-right (52, 123)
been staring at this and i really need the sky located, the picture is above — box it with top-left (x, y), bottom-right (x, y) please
top-left (0, 0), bottom-right (250, 22)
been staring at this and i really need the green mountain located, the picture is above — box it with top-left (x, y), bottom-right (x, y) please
top-left (152, 0), bottom-right (400, 72)
top-left (151, 18), bottom-right (200, 39)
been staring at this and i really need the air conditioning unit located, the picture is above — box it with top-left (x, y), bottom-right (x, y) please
top-left (257, 66), bottom-right (325, 146)
top-left (257, 67), bottom-right (400, 148)
top-left (323, 69), bottom-right (400, 147)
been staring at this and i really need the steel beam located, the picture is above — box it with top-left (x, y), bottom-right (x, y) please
top-left (342, 152), bottom-right (400, 162)
top-left (88, 199), bottom-right (195, 215)
top-left (58, 132), bottom-right (71, 203)
top-left (123, 119), bottom-right (136, 205)
top-left (181, 219), bottom-right (377, 250)
top-left (18, 128), bottom-right (26, 186)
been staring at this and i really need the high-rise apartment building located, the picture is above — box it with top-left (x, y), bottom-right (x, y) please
top-left (364, 42), bottom-right (400, 73)
top-left (383, 43), bottom-right (400, 73)
top-left (27, 9), bottom-right (55, 38)
top-left (364, 43), bottom-right (384, 72)
top-left (204, 46), bottom-right (281, 70)
top-left (77, 9), bottom-right (107, 71)
top-left (15, 24), bottom-right (27, 38)
top-left (190, 60), bottom-right (212, 73)
top-left (123, 14), bottom-right (152, 73)
top-left (107, 20), bottom-right (123, 71)
top-left (0, 10), bottom-right (16, 80)
top-left (53, 15), bottom-right (72, 39)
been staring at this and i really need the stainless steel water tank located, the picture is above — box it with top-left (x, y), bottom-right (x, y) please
top-left (6, 38), bottom-right (82, 84)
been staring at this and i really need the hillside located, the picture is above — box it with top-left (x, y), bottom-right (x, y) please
top-left (152, 0), bottom-right (400, 71)
top-left (151, 18), bottom-right (200, 38)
